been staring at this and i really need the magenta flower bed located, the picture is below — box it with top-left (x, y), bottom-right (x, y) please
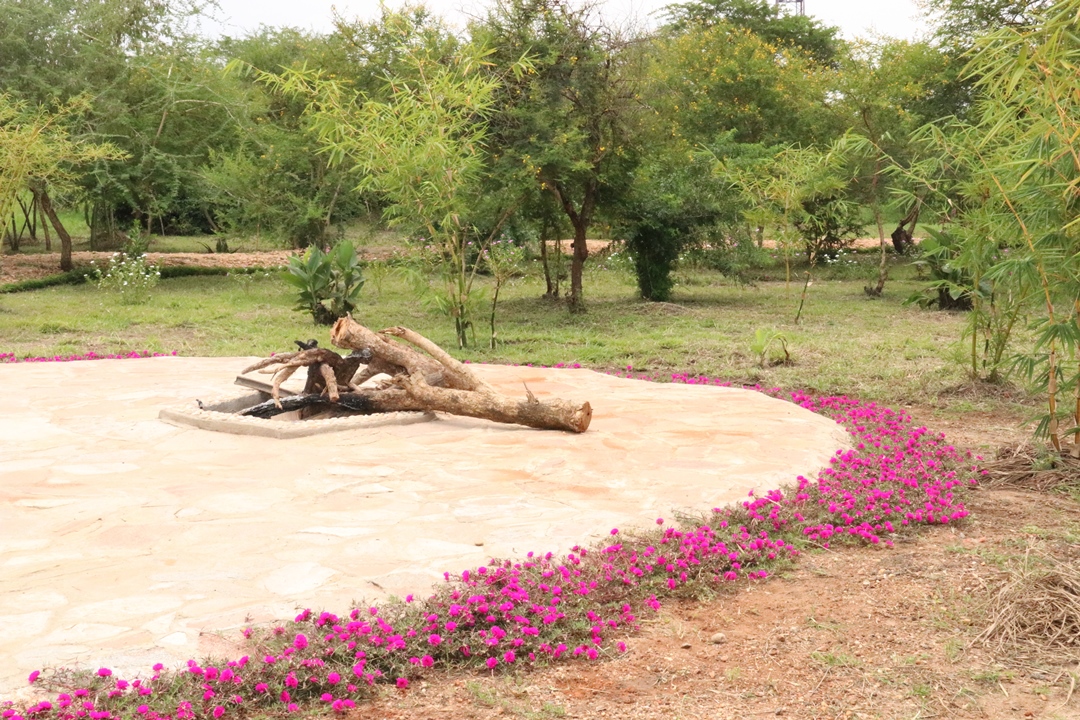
top-left (0, 351), bottom-right (177, 364)
top-left (2, 363), bottom-right (981, 720)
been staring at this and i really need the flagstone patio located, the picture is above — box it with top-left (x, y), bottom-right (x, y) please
top-left (0, 357), bottom-right (848, 698)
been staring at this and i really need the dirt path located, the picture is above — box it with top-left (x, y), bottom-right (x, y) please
top-left (0, 251), bottom-right (295, 286)
top-left (1, 241), bottom-right (618, 287)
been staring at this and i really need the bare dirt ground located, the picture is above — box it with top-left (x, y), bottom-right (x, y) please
top-left (760, 237), bottom-right (910, 251)
top-left (0, 241), bottom-right (618, 286)
top-left (0, 251), bottom-right (295, 285)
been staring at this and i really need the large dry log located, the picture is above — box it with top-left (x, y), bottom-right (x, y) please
top-left (241, 383), bottom-right (591, 433)
top-left (330, 318), bottom-right (475, 390)
top-left (392, 373), bottom-right (592, 432)
top-left (328, 317), bottom-right (592, 433)
top-left (238, 322), bottom-right (592, 433)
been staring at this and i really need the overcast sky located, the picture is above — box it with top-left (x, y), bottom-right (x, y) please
top-left (202, 0), bottom-right (931, 42)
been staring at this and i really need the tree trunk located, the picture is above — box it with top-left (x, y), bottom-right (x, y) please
top-left (545, 179), bottom-right (595, 312)
top-left (891, 199), bottom-right (921, 255)
top-left (32, 181), bottom-right (73, 272)
top-left (6, 213), bottom-right (18, 252)
top-left (40, 197), bottom-right (52, 251)
top-left (540, 226), bottom-right (556, 298)
top-left (864, 159), bottom-right (888, 297)
top-left (569, 219), bottom-right (589, 312)
top-left (866, 205), bottom-right (887, 297)
top-left (17, 194), bottom-right (37, 243)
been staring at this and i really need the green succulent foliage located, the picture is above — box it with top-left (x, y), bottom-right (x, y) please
top-left (282, 242), bottom-right (364, 325)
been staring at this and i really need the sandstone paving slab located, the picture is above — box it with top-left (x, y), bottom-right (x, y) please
top-left (0, 357), bottom-right (849, 698)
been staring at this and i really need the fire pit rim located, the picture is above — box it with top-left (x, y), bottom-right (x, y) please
top-left (158, 390), bottom-right (435, 439)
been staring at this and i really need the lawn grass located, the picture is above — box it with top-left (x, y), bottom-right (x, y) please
top-left (0, 250), bottom-right (1035, 427)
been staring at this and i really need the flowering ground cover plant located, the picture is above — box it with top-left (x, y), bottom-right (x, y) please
top-left (1, 360), bottom-right (981, 720)
top-left (0, 351), bottom-right (177, 364)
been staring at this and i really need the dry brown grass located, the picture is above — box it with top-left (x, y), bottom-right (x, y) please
top-left (976, 551), bottom-right (1080, 670)
top-left (979, 441), bottom-right (1080, 492)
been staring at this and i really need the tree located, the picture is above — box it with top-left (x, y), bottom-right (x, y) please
top-left (257, 14), bottom-right (525, 347)
top-left (0, 0), bottom-right (224, 241)
top-left (206, 27), bottom-right (367, 247)
top-left (662, 0), bottom-right (842, 66)
top-left (719, 142), bottom-right (857, 285)
top-left (476, 0), bottom-right (641, 311)
top-left (923, 0), bottom-right (1054, 50)
top-left (620, 15), bottom-right (841, 300)
top-left (0, 96), bottom-right (123, 270)
top-left (911, 0), bottom-right (1080, 454)
top-left (833, 39), bottom-right (956, 296)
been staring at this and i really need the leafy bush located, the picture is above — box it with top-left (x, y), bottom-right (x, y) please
top-left (678, 225), bottom-right (770, 284)
top-left (92, 253), bottom-right (161, 305)
top-left (282, 242), bottom-right (364, 325)
top-left (0, 269), bottom-right (95, 293)
top-left (794, 193), bottom-right (863, 262)
top-left (626, 219), bottom-right (685, 302)
top-left (906, 229), bottom-right (982, 311)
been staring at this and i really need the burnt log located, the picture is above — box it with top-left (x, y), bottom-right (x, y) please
top-left (240, 392), bottom-right (384, 419)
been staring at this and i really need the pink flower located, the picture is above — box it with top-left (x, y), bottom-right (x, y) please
top-left (503, 651), bottom-right (516, 664)
top-left (327, 672), bottom-right (340, 685)
top-left (395, 678), bottom-right (409, 689)
top-left (293, 633), bottom-right (308, 649)
top-left (421, 655), bottom-right (434, 668)
top-left (428, 633), bottom-right (442, 645)
top-left (97, 668), bottom-right (112, 677)
top-left (486, 657), bottom-right (498, 669)
top-left (211, 707), bottom-right (224, 718)
top-left (27, 671), bottom-right (40, 684)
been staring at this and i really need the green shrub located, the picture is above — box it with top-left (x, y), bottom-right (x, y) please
top-left (282, 242), bottom-right (364, 325)
top-left (626, 220), bottom-right (684, 302)
top-left (0, 269), bottom-right (94, 293)
top-left (92, 253), bottom-right (161, 304)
